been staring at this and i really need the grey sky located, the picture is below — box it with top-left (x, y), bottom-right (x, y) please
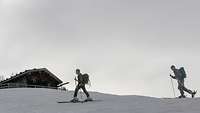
top-left (0, 0), bottom-right (200, 97)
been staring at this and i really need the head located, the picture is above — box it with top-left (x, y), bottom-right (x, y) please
top-left (171, 65), bottom-right (176, 70)
top-left (76, 69), bottom-right (81, 74)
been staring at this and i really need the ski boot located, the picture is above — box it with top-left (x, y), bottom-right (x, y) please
top-left (192, 90), bottom-right (197, 98)
top-left (70, 97), bottom-right (79, 103)
top-left (178, 95), bottom-right (186, 98)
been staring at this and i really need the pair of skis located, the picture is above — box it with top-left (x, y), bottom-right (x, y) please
top-left (57, 99), bottom-right (101, 103)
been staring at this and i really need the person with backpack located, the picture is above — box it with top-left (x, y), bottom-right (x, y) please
top-left (71, 69), bottom-right (92, 102)
top-left (170, 65), bottom-right (196, 98)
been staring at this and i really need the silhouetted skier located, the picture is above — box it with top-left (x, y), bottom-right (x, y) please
top-left (170, 65), bottom-right (196, 98)
top-left (71, 69), bottom-right (92, 102)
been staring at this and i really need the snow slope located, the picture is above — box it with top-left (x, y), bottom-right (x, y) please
top-left (0, 88), bottom-right (200, 113)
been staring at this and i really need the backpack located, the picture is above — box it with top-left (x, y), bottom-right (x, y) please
top-left (82, 74), bottom-right (89, 84)
top-left (179, 67), bottom-right (186, 78)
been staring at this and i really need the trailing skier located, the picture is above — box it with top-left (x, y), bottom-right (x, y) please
top-left (71, 69), bottom-right (93, 102)
top-left (170, 65), bottom-right (196, 98)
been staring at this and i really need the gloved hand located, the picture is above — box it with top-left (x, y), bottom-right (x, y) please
top-left (74, 77), bottom-right (77, 81)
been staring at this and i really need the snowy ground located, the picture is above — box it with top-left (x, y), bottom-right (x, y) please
top-left (0, 88), bottom-right (200, 113)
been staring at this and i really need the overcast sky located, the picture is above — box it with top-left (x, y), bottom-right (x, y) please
top-left (0, 0), bottom-right (200, 97)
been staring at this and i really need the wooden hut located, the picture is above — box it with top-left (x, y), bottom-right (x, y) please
top-left (0, 68), bottom-right (63, 89)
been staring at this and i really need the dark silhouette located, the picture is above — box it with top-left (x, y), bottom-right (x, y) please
top-left (170, 65), bottom-right (196, 98)
top-left (71, 69), bottom-right (92, 102)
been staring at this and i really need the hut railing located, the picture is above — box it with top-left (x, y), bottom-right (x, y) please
top-left (0, 83), bottom-right (67, 91)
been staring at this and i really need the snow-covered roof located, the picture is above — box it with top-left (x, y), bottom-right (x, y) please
top-left (0, 68), bottom-right (62, 84)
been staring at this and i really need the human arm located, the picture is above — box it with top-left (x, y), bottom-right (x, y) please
top-left (170, 74), bottom-right (176, 79)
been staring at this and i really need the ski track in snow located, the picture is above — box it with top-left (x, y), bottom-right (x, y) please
top-left (0, 88), bottom-right (200, 113)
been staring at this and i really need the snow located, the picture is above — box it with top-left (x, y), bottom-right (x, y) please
top-left (0, 88), bottom-right (200, 113)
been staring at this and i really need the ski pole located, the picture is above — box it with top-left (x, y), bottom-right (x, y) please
top-left (80, 89), bottom-right (83, 100)
top-left (74, 77), bottom-right (77, 86)
top-left (88, 80), bottom-right (91, 88)
top-left (170, 77), bottom-right (176, 98)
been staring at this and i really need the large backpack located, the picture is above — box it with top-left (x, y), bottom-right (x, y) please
top-left (179, 67), bottom-right (186, 78)
top-left (82, 73), bottom-right (89, 84)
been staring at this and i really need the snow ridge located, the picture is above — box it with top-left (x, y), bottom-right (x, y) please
top-left (0, 88), bottom-right (199, 113)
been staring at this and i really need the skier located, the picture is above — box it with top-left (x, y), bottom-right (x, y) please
top-left (71, 69), bottom-right (92, 102)
top-left (170, 65), bottom-right (196, 98)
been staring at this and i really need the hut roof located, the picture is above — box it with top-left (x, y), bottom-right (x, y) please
top-left (0, 68), bottom-right (62, 84)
